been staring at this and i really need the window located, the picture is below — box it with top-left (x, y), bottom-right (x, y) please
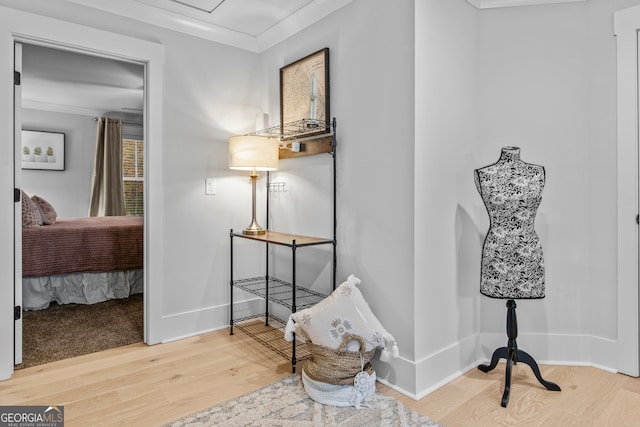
top-left (122, 139), bottom-right (144, 216)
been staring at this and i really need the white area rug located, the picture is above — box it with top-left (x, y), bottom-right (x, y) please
top-left (165, 374), bottom-right (441, 426)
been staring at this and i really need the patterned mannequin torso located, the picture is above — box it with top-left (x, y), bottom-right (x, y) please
top-left (474, 147), bottom-right (546, 299)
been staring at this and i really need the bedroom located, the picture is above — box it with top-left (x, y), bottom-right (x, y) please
top-left (18, 42), bottom-right (146, 367)
top-left (0, 0), bottom-right (639, 423)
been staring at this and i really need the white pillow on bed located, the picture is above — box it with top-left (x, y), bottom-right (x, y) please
top-left (22, 191), bottom-right (43, 227)
top-left (32, 195), bottom-right (57, 225)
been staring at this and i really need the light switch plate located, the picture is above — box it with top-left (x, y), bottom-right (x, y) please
top-left (205, 178), bottom-right (216, 195)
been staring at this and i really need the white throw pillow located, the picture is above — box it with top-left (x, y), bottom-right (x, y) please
top-left (285, 274), bottom-right (398, 359)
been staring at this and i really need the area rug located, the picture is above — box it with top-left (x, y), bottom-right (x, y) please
top-left (165, 374), bottom-right (441, 427)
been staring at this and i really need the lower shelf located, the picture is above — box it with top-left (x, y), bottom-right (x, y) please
top-left (232, 276), bottom-right (327, 311)
top-left (233, 315), bottom-right (311, 363)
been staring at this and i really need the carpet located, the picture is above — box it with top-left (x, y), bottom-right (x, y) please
top-left (17, 293), bottom-right (143, 369)
top-left (165, 374), bottom-right (442, 427)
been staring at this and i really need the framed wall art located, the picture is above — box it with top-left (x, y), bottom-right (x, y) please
top-left (280, 48), bottom-right (330, 135)
top-left (21, 130), bottom-right (65, 171)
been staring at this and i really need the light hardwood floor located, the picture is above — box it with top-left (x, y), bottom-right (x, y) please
top-left (1, 328), bottom-right (639, 426)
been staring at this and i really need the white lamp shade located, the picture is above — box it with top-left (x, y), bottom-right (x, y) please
top-left (229, 135), bottom-right (279, 171)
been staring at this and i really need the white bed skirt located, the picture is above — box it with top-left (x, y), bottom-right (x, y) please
top-left (22, 269), bottom-right (143, 311)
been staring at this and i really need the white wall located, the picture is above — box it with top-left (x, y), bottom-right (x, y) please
top-left (154, 29), bottom-right (262, 326)
top-left (476, 0), bottom-right (640, 370)
top-left (585, 0), bottom-right (640, 369)
top-left (413, 0), bottom-right (640, 395)
top-left (414, 0), bottom-right (482, 395)
top-left (21, 109), bottom-right (95, 218)
top-left (260, 0), bottom-right (418, 392)
top-left (477, 3), bottom-right (589, 361)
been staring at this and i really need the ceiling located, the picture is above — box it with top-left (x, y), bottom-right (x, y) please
top-left (63, 0), bottom-right (355, 53)
top-left (7, 0), bottom-right (354, 117)
top-left (8, 0), bottom-right (584, 118)
top-left (21, 44), bottom-right (144, 118)
top-left (5, 0), bottom-right (586, 53)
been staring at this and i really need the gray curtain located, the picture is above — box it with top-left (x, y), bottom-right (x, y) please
top-left (88, 117), bottom-right (125, 216)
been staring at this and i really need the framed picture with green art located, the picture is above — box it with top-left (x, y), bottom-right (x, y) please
top-left (22, 130), bottom-right (65, 171)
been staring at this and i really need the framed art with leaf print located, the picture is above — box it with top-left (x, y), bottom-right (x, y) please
top-left (22, 130), bottom-right (65, 171)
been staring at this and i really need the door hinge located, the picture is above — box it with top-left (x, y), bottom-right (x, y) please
top-left (14, 71), bottom-right (20, 86)
top-left (14, 306), bottom-right (21, 321)
top-left (636, 214), bottom-right (639, 225)
top-left (14, 188), bottom-right (20, 203)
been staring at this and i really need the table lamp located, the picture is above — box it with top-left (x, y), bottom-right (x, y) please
top-left (229, 135), bottom-right (279, 235)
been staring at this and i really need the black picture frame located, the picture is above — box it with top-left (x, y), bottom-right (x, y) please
top-left (280, 48), bottom-right (330, 135)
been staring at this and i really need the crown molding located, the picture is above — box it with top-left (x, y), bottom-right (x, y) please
top-left (66, 0), bottom-right (259, 51)
top-left (64, 0), bottom-right (353, 53)
top-left (257, 0), bottom-right (352, 52)
top-left (466, 0), bottom-right (586, 9)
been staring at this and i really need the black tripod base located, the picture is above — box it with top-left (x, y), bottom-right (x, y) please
top-left (478, 300), bottom-right (561, 407)
top-left (478, 346), bottom-right (561, 407)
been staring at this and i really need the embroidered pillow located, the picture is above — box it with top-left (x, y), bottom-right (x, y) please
top-left (22, 191), bottom-right (43, 227)
top-left (285, 274), bottom-right (399, 359)
top-left (31, 195), bottom-right (57, 225)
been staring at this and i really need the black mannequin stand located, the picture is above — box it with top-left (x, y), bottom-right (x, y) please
top-left (478, 299), bottom-right (561, 407)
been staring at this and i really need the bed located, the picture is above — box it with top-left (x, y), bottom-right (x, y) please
top-left (22, 216), bottom-right (144, 311)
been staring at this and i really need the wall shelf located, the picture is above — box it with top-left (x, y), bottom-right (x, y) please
top-left (247, 118), bottom-right (334, 159)
top-left (247, 118), bottom-right (332, 141)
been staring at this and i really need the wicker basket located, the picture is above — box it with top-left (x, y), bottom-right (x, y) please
top-left (302, 333), bottom-right (376, 386)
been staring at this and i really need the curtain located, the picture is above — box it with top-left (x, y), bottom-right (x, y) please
top-left (89, 117), bottom-right (125, 217)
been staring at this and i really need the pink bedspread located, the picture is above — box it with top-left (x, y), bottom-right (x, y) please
top-left (22, 216), bottom-right (143, 277)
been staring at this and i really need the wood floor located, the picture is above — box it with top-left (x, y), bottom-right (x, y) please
top-left (1, 328), bottom-right (639, 426)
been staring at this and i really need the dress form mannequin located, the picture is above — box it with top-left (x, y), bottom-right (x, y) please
top-left (474, 147), bottom-right (560, 407)
top-left (474, 146), bottom-right (545, 299)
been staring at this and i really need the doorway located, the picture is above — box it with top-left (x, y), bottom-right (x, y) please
top-left (0, 10), bottom-right (165, 380)
top-left (15, 42), bottom-right (146, 368)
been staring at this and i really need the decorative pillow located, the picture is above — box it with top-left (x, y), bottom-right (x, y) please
top-left (31, 195), bottom-right (57, 225)
top-left (285, 274), bottom-right (399, 360)
top-left (22, 191), bottom-right (43, 227)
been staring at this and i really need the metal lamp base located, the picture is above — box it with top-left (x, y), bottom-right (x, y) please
top-left (243, 173), bottom-right (266, 236)
top-left (243, 228), bottom-right (266, 235)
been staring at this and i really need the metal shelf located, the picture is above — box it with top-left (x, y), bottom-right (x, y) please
top-left (233, 276), bottom-right (328, 311)
top-left (233, 315), bottom-right (311, 363)
top-left (229, 117), bottom-right (337, 373)
top-left (247, 118), bottom-right (332, 141)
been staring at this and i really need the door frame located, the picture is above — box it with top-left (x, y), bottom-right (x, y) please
top-left (615, 4), bottom-right (640, 377)
top-left (13, 41), bottom-right (22, 366)
top-left (0, 8), bottom-right (165, 379)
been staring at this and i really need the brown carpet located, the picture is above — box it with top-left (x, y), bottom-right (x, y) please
top-left (17, 293), bottom-right (143, 369)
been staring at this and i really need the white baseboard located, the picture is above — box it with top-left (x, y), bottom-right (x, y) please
top-left (377, 331), bottom-right (619, 400)
top-left (160, 297), bottom-right (263, 343)
top-left (159, 304), bottom-right (622, 397)
top-left (480, 332), bottom-right (618, 371)
top-left (375, 333), bottom-right (484, 400)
